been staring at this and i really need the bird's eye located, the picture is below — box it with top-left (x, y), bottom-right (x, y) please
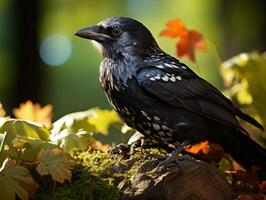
top-left (111, 27), bottom-right (122, 36)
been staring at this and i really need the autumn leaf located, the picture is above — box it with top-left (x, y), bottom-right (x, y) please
top-left (36, 148), bottom-right (75, 183)
top-left (184, 140), bottom-right (210, 154)
top-left (13, 100), bottom-right (53, 128)
top-left (0, 159), bottom-right (39, 200)
top-left (184, 140), bottom-right (225, 161)
top-left (160, 19), bottom-right (206, 62)
top-left (159, 19), bottom-right (186, 38)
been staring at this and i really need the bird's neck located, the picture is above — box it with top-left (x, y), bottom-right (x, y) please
top-left (99, 54), bottom-right (136, 93)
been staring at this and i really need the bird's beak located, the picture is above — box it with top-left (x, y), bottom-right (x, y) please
top-left (74, 25), bottom-right (113, 43)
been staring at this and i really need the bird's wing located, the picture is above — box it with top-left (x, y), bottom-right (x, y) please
top-left (136, 65), bottom-right (246, 131)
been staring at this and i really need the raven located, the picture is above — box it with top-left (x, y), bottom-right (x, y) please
top-left (75, 17), bottom-right (266, 173)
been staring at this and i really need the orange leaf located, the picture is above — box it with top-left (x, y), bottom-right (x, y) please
top-left (159, 19), bottom-right (186, 38)
top-left (13, 100), bottom-right (53, 128)
top-left (184, 140), bottom-right (225, 161)
top-left (184, 140), bottom-right (209, 154)
top-left (177, 30), bottom-right (206, 62)
top-left (160, 19), bottom-right (206, 62)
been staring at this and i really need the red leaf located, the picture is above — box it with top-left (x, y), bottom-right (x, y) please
top-left (160, 19), bottom-right (206, 62)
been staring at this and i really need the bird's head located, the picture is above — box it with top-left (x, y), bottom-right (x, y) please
top-left (75, 17), bottom-right (160, 58)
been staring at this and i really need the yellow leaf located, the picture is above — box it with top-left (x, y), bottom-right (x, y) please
top-left (36, 148), bottom-right (75, 183)
top-left (13, 100), bottom-right (53, 128)
top-left (87, 108), bottom-right (122, 135)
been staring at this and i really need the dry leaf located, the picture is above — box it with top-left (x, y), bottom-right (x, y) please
top-left (184, 140), bottom-right (225, 161)
top-left (184, 141), bottom-right (210, 154)
top-left (160, 19), bottom-right (206, 62)
top-left (13, 100), bottom-right (53, 128)
top-left (36, 148), bottom-right (75, 183)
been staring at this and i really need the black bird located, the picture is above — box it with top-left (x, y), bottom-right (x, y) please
top-left (75, 17), bottom-right (266, 172)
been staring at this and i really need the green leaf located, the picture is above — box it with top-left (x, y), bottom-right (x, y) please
top-left (10, 135), bottom-right (58, 161)
top-left (0, 119), bottom-right (50, 141)
top-left (51, 129), bottom-right (95, 154)
top-left (50, 108), bottom-right (122, 153)
top-left (36, 148), bottom-right (75, 183)
top-left (0, 159), bottom-right (39, 200)
top-left (52, 107), bottom-right (122, 136)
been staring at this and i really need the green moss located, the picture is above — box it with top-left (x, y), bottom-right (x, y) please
top-left (33, 148), bottom-right (168, 200)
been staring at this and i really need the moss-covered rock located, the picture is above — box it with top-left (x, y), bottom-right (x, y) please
top-left (33, 147), bottom-right (166, 200)
top-left (33, 152), bottom-right (121, 200)
top-left (33, 145), bottom-right (234, 200)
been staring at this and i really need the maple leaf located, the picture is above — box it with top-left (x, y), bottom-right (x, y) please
top-left (36, 148), bottom-right (75, 183)
top-left (184, 140), bottom-right (225, 161)
top-left (0, 159), bottom-right (39, 200)
top-left (159, 19), bottom-right (186, 38)
top-left (13, 100), bottom-right (53, 128)
top-left (160, 19), bottom-right (206, 62)
top-left (184, 140), bottom-right (210, 154)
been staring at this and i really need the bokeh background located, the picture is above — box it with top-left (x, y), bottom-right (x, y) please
top-left (0, 0), bottom-right (265, 120)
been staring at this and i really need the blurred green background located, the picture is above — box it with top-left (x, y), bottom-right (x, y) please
top-left (0, 0), bottom-right (265, 120)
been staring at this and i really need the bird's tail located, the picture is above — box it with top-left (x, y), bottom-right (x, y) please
top-left (217, 131), bottom-right (266, 178)
top-left (233, 107), bottom-right (264, 131)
